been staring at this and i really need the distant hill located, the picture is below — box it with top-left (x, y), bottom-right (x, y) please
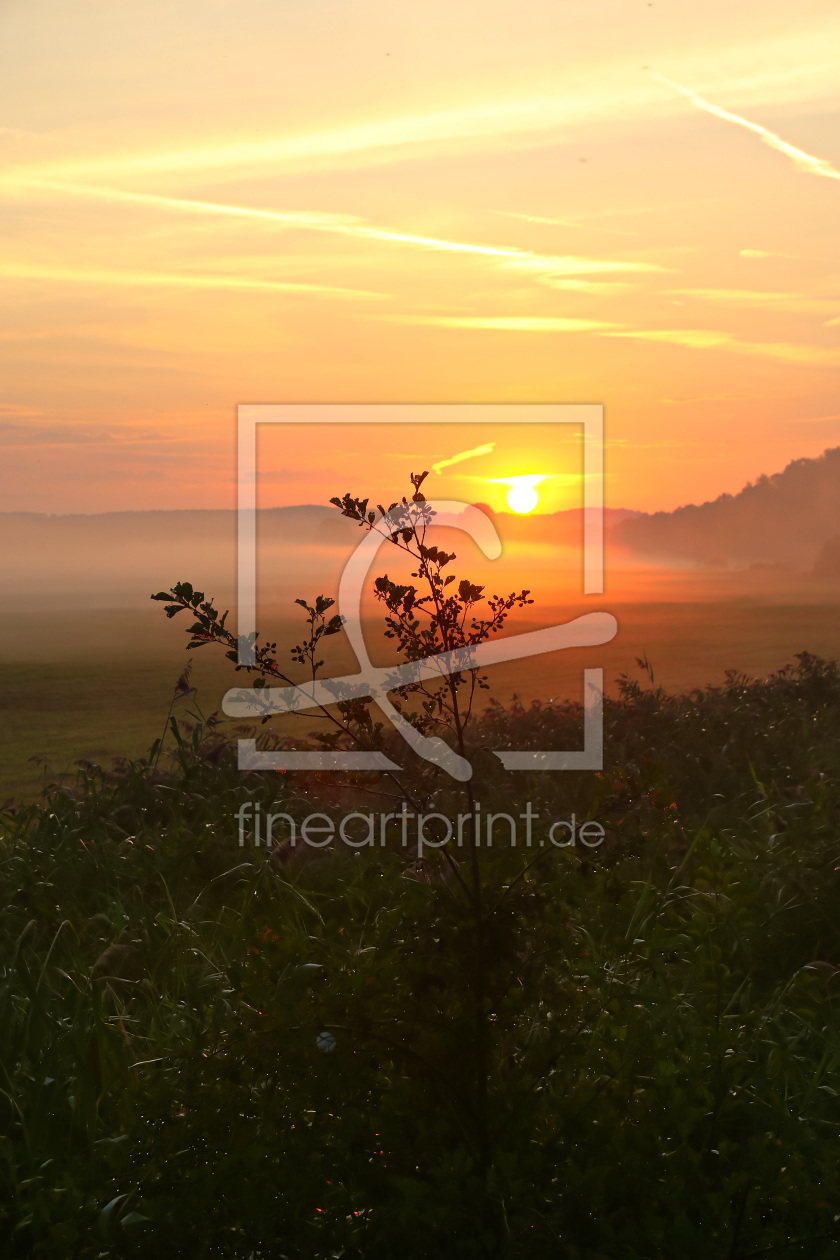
top-left (612, 447), bottom-right (840, 571)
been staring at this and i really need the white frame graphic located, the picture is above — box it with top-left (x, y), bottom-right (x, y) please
top-left (226, 404), bottom-right (610, 775)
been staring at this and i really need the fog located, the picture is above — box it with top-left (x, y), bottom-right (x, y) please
top-left (614, 446), bottom-right (840, 573)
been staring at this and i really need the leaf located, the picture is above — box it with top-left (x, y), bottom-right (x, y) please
top-left (120, 1212), bottom-right (151, 1228)
top-left (99, 1194), bottom-right (129, 1235)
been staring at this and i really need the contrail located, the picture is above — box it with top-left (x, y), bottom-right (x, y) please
top-left (432, 442), bottom-right (495, 475)
top-left (16, 178), bottom-right (662, 276)
top-left (653, 75), bottom-right (840, 183)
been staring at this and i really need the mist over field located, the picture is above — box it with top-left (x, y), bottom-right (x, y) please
top-left (3, 446), bottom-right (840, 670)
top-left (3, 447), bottom-right (840, 803)
top-left (6, 443), bottom-right (840, 617)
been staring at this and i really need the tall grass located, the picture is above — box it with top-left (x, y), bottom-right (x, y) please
top-left (2, 653), bottom-right (840, 1257)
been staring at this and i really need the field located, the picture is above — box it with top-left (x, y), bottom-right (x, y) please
top-left (3, 586), bottom-right (840, 805)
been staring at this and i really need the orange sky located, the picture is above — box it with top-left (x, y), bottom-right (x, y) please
top-left (253, 410), bottom-right (588, 516)
top-left (1, 0), bottom-right (838, 515)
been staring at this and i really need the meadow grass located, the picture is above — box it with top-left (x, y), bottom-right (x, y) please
top-left (2, 652), bottom-right (840, 1256)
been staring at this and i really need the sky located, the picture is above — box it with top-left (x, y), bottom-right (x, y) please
top-left (1, 0), bottom-right (838, 515)
top-left (252, 409), bottom-right (589, 515)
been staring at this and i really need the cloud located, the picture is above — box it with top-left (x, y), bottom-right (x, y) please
top-left (372, 311), bottom-right (836, 367)
top-left (485, 207), bottom-right (645, 240)
top-left (13, 179), bottom-right (666, 285)
top-left (665, 288), bottom-right (840, 315)
top-left (536, 277), bottom-right (635, 294)
top-left (605, 328), bottom-right (837, 364)
top-left (487, 474), bottom-right (550, 487)
top-left (6, 86), bottom-right (652, 185)
top-left (606, 328), bottom-right (733, 350)
top-left (486, 209), bottom-right (579, 228)
top-left (0, 258), bottom-right (385, 300)
top-left (707, 341), bottom-right (836, 366)
top-left (382, 316), bottom-right (620, 332)
top-left (0, 424), bottom-right (178, 447)
top-left (660, 393), bottom-right (764, 405)
top-left (432, 442), bottom-right (496, 476)
top-left (499, 254), bottom-right (658, 279)
top-left (654, 75), bottom-right (840, 183)
top-left (0, 403), bottom-right (42, 417)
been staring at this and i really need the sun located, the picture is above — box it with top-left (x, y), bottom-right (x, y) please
top-left (488, 473), bottom-right (547, 513)
top-left (490, 473), bottom-right (545, 513)
top-left (506, 483), bottom-right (539, 514)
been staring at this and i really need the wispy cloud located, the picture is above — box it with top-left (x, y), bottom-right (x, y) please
top-left (0, 423), bottom-right (177, 447)
top-left (382, 316), bottom-right (620, 332)
top-left (605, 328), bottom-right (733, 350)
top-left (432, 442), bottom-right (495, 475)
top-left (487, 198), bottom-right (719, 231)
top-left (5, 88), bottom-right (649, 185)
top-left (665, 288), bottom-right (840, 316)
top-left (606, 327), bottom-right (837, 364)
top-left (740, 247), bottom-right (840, 266)
top-left (660, 393), bottom-right (764, 405)
top-left (0, 403), bottom-right (42, 416)
top-left (654, 75), bottom-right (840, 182)
top-left (537, 277), bottom-right (634, 294)
top-left (374, 311), bottom-right (837, 366)
top-left (500, 254), bottom-right (658, 279)
top-left (486, 207), bottom-right (641, 239)
top-left (487, 474), bottom-right (550, 487)
top-left (486, 209), bottom-right (579, 228)
top-left (12, 179), bottom-right (666, 282)
top-left (0, 259), bottom-right (384, 300)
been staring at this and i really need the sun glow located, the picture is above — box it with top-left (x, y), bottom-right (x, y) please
top-left (488, 474), bottom-right (546, 514)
